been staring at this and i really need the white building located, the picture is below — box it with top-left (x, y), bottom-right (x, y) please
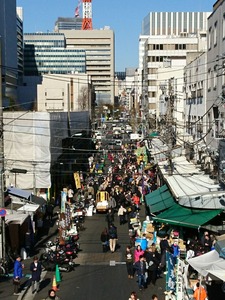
top-left (207, 0), bottom-right (225, 146)
top-left (207, 0), bottom-right (225, 181)
top-left (142, 34), bottom-right (207, 117)
top-left (183, 52), bottom-right (208, 162)
top-left (142, 12), bottom-right (209, 36)
top-left (157, 67), bottom-right (184, 143)
top-left (139, 11), bottom-right (210, 130)
top-left (37, 74), bottom-right (91, 113)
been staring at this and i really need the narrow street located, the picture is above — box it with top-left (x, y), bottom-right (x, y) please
top-left (32, 211), bottom-right (165, 300)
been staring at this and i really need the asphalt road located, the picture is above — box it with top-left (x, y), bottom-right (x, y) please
top-left (32, 210), bottom-right (166, 300)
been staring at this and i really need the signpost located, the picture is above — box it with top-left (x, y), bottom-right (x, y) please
top-left (0, 208), bottom-right (6, 217)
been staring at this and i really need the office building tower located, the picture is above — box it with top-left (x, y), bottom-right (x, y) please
top-left (61, 28), bottom-right (115, 105)
top-left (24, 33), bottom-right (86, 75)
top-left (0, 0), bottom-right (18, 104)
top-left (142, 12), bottom-right (209, 36)
top-left (54, 17), bottom-right (82, 31)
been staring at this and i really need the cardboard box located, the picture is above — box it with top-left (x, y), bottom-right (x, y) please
top-left (145, 232), bottom-right (153, 239)
top-left (146, 223), bottom-right (155, 233)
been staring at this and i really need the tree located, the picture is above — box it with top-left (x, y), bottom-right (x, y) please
top-left (78, 86), bottom-right (89, 110)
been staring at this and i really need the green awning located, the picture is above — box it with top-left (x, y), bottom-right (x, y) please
top-left (153, 203), bottom-right (223, 229)
top-left (145, 184), bottom-right (175, 214)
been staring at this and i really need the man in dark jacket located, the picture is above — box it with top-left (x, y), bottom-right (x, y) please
top-left (105, 209), bottom-right (114, 228)
top-left (133, 255), bottom-right (147, 290)
top-left (144, 246), bottom-right (160, 286)
top-left (30, 256), bottom-right (42, 294)
top-left (108, 223), bottom-right (118, 253)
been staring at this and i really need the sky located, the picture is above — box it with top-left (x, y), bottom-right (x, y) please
top-left (17, 0), bottom-right (215, 71)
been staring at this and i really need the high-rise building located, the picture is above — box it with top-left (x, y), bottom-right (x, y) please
top-left (24, 33), bottom-right (86, 75)
top-left (16, 7), bottom-right (24, 84)
top-left (54, 17), bottom-right (82, 31)
top-left (142, 12), bottom-right (209, 36)
top-left (61, 28), bottom-right (115, 105)
top-left (139, 11), bottom-right (210, 126)
top-left (0, 0), bottom-right (18, 105)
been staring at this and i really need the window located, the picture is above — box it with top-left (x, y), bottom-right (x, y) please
top-left (223, 14), bottom-right (225, 39)
top-left (223, 61), bottom-right (225, 86)
top-left (208, 27), bottom-right (211, 50)
top-left (213, 66), bottom-right (217, 89)
top-left (208, 68), bottom-right (211, 91)
top-left (214, 21), bottom-right (217, 46)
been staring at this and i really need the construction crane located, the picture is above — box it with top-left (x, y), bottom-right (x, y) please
top-left (82, 0), bottom-right (93, 30)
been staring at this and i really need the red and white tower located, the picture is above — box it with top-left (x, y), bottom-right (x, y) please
top-left (82, 0), bottom-right (93, 30)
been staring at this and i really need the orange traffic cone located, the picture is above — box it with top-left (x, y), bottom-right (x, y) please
top-left (52, 275), bottom-right (59, 291)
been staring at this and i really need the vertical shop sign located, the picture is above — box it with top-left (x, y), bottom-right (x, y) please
top-left (74, 172), bottom-right (81, 189)
top-left (61, 191), bottom-right (67, 213)
top-left (166, 251), bottom-right (176, 292)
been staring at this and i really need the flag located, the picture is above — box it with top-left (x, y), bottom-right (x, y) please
top-left (74, 0), bottom-right (81, 18)
top-left (75, 6), bottom-right (79, 17)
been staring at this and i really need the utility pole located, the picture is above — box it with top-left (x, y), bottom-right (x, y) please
top-left (0, 39), bottom-right (6, 261)
top-left (165, 77), bottom-right (175, 175)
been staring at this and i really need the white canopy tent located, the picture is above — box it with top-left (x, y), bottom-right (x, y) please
top-left (158, 156), bottom-right (225, 209)
top-left (188, 250), bottom-right (225, 281)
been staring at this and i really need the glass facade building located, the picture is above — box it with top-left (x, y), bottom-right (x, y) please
top-left (24, 33), bottom-right (86, 75)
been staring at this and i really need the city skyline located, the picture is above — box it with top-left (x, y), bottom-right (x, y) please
top-left (17, 0), bottom-right (215, 71)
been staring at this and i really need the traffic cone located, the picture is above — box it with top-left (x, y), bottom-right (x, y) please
top-left (55, 264), bottom-right (61, 283)
top-left (52, 275), bottom-right (59, 291)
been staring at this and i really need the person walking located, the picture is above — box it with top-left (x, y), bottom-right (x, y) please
top-left (125, 246), bottom-right (134, 278)
top-left (45, 289), bottom-right (61, 300)
top-left (108, 223), bottom-right (118, 253)
top-left (144, 246), bottom-right (160, 286)
top-left (151, 294), bottom-right (159, 300)
top-left (108, 195), bottom-right (117, 213)
top-left (105, 209), bottom-right (114, 229)
top-left (118, 204), bottom-right (127, 225)
top-left (171, 240), bottom-right (180, 265)
top-left (159, 235), bottom-right (170, 272)
top-left (134, 245), bottom-right (144, 263)
top-left (193, 282), bottom-right (208, 300)
top-left (128, 291), bottom-right (140, 300)
top-left (134, 255), bottom-right (147, 291)
top-left (13, 255), bottom-right (24, 295)
top-left (100, 228), bottom-right (109, 252)
top-left (30, 256), bottom-right (42, 294)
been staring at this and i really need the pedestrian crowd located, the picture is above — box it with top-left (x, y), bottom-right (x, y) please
top-left (11, 136), bottom-right (214, 299)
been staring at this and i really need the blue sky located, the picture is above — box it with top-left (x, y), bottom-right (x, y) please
top-left (17, 0), bottom-right (215, 71)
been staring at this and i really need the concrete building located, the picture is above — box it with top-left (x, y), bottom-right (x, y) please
top-left (61, 28), bottom-right (115, 105)
top-left (142, 34), bottom-right (207, 116)
top-left (142, 12), bottom-right (209, 36)
top-left (206, 0), bottom-right (225, 181)
top-left (157, 67), bottom-right (184, 142)
top-left (139, 11), bottom-right (210, 132)
top-left (24, 33), bottom-right (86, 75)
top-left (37, 73), bottom-right (92, 113)
top-left (183, 52), bottom-right (208, 162)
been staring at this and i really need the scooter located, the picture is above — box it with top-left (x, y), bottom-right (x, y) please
top-left (40, 251), bottom-right (75, 272)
